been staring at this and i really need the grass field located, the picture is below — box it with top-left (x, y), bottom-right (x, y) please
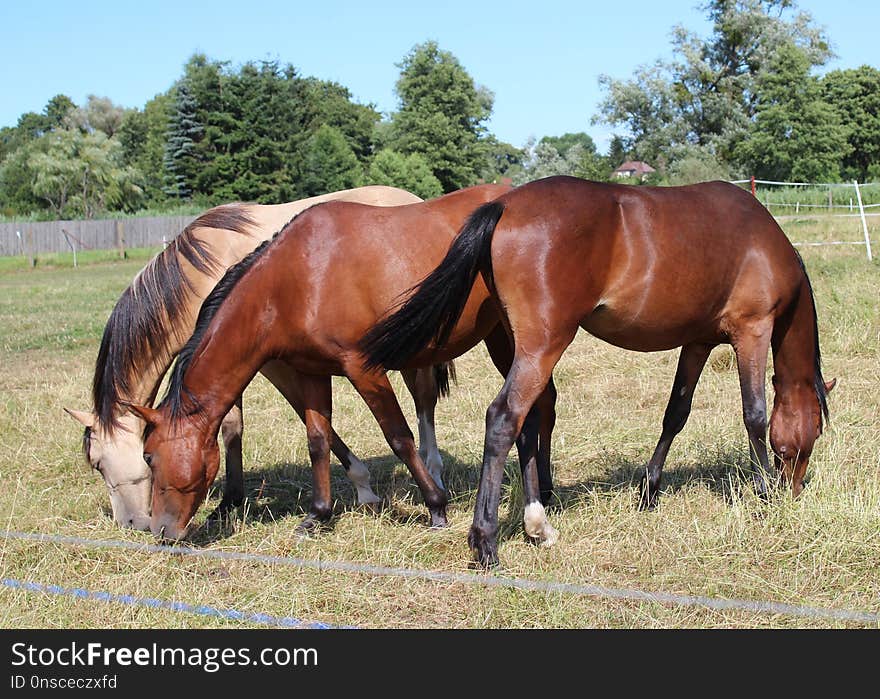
top-left (0, 218), bottom-right (878, 629)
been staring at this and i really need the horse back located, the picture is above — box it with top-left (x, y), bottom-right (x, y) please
top-left (490, 177), bottom-right (805, 351)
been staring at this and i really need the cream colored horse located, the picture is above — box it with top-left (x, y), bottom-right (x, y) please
top-left (66, 186), bottom-right (453, 529)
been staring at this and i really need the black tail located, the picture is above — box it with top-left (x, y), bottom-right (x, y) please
top-left (433, 361), bottom-right (458, 399)
top-left (360, 201), bottom-right (506, 370)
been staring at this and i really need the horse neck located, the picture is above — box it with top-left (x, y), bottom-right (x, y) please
top-left (772, 277), bottom-right (819, 392)
top-left (175, 301), bottom-right (268, 433)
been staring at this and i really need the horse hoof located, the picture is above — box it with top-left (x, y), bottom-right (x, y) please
top-left (358, 500), bottom-right (381, 516)
top-left (295, 515), bottom-right (324, 538)
top-left (638, 478), bottom-right (659, 511)
top-left (468, 527), bottom-right (499, 569)
top-left (536, 524), bottom-right (559, 548)
top-left (429, 507), bottom-right (448, 529)
top-left (523, 502), bottom-right (558, 547)
top-left (638, 494), bottom-right (659, 511)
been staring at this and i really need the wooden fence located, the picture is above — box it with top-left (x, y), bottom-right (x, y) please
top-left (0, 215), bottom-right (199, 257)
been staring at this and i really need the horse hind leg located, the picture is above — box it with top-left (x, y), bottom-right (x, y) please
top-left (483, 323), bottom-right (557, 509)
top-left (731, 322), bottom-right (775, 498)
top-left (515, 406), bottom-right (559, 548)
top-left (347, 367), bottom-right (448, 528)
top-left (534, 376), bottom-right (557, 507)
top-left (470, 328), bottom-right (576, 567)
top-left (260, 360), bottom-right (380, 507)
top-left (639, 342), bottom-right (714, 510)
top-left (401, 366), bottom-right (445, 489)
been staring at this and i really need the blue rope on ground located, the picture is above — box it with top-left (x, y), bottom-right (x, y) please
top-left (3, 529), bottom-right (878, 624)
top-left (1, 577), bottom-right (341, 629)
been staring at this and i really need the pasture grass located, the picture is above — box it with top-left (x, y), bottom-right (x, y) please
top-left (0, 227), bottom-right (878, 628)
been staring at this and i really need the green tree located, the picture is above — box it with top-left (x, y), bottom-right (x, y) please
top-left (596, 0), bottom-right (832, 169)
top-left (0, 95), bottom-right (74, 165)
top-left (542, 132), bottom-right (609, 180)
top-left (65, 95), bottom-right (128, 137)
top-left (44, 95), bottom-right (76, 129)
top-left (734, 44), bottom-right (850, 182)
top-left (540, 132), bottom-right (596, 160)
top-left (596, 61), bottom-right (689, 165)
top-left (368, 149), bottom-right (442, 199)
top-left (607, 135), bottom-right (630, 170)
top-left (300, 125), bottom-right (364, 196)
top-left (0, 136), bottom-right (48, 214)
top-left (822, 66), bottom-right (880, 180)
top-left (479, 136), bottom-right (525, 184)
top-left (29, 128), bottom-right (143, 218)
top-left (388, 41), bottom-right (493, 192)
top-left (517, 134), bottom-right (610, 184)
top-left (665, 145), bottom-right (731, 184)
top-left (117, 92), bottom-right (172, 203)
top-left (304, 78), bottom-right (380, 164)
top-left (179, 56), bottom-right (315, 203)
top-left (163, 79), bottom-right (202, 199)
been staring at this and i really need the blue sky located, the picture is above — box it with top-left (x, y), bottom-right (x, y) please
top-left (2, 1), bottom-right (877, 152)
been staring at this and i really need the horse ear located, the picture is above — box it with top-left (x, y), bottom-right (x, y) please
top-left (64, 408), bottom-right (94, 428)
top-left (124, 403), bottom-right (163, 426)
top-left (824, 378), bottom-right (837, 394)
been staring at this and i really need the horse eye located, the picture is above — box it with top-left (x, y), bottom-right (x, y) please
top-left (144, 453), bottom-right (153, 468)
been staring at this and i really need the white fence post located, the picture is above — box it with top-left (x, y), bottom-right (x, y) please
top-left (853, 181), bottom-right (873, 262)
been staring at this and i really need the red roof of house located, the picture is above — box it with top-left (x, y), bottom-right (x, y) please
top-left (613, 160), bottom-right (656, 174)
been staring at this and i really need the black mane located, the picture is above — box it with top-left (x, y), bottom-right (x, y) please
top-left (163, 237), bottom-right (275, 421)
top-left (92, 205), bottom-right (255, 433)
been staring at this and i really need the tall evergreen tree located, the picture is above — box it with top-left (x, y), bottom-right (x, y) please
top-left (300, 124), bottom-right (364, 197)
top-left (304, 78), bottom-right (381, 164)
top-left (162, 80), bottom-right (202, 199)
top-left (388, 41), bottom-right (493, 192)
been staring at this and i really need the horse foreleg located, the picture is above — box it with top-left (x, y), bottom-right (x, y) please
top-left (346, 366), bottom-right (448, 528)
top-left (296, 375), bottom-right (334, 535)
top-left (212, 395), bottom-right (245, 521)
top-left (639, 342), bottom-right (714, 510)
top-left (732, 324), bottom-right (774, 498)
top-left (260, 360), bottom-right (380, 506)
top-left (401, 367), bottom-right (445, 489)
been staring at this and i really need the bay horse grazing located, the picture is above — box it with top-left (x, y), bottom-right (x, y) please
top-left (129, 183), bottom-right (561, 545)
top-left (65, 185), bottom-right (449, 531)
top-left (360, 176), bottom-right (836, 567)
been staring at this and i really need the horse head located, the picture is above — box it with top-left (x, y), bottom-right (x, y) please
top-left (126, 403), bottom-right (220, 542)
top-left (769, 377), bottom-right (837, 497)
top-left (65, 408), bottom-right (152, 530)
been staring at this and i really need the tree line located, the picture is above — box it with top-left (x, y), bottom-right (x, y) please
top-left (1, 1), bottom-right (878, 221)
top-left (596, 0), bottom-right (880, 185)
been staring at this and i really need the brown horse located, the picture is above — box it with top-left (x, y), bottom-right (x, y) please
top-left (360, 176), bottom-right (836, 566)
top-left (64, 186), bottom-right (449, 530)
top-left (129, 184), bottom-right (559, 545)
